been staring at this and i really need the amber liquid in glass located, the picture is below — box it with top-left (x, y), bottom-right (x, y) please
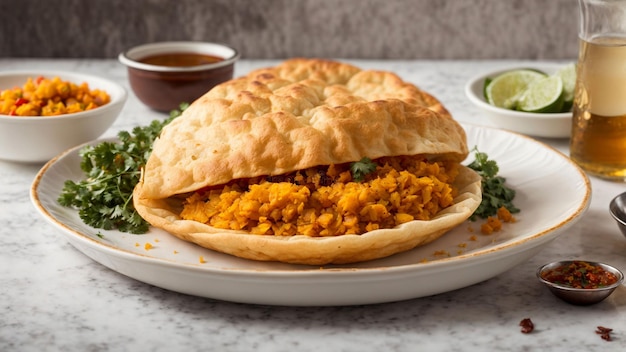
top-left (570, 37), bottom-right (626, 181)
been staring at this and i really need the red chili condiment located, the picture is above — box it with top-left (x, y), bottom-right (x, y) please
top-left (541, 261), bottom-right (619, 289)
top-left (596, 326), bottom-right (613, 341)
top-left (519, 318), bottom-right (534, 334)
top-left (139, 53), bottom-right (223, 67)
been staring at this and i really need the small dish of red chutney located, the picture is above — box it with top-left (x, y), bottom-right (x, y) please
top-left (537, 260), bottom-right (623, 305)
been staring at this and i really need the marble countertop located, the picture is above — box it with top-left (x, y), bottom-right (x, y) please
top-left (1, 59), bottom-right (625, 351)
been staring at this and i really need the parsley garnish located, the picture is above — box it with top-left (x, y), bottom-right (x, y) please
top-left (58, 103), bottom-right (189, 234)
top-left (467, 147), bottom-right (519, 221)
top-left (350, 157), bottom-right (377, 182)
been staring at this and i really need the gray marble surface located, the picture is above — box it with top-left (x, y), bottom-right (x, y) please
top-left (1, 58), bottom-right (626, 351)
top-left (1, 0), bottom-right (577, 60)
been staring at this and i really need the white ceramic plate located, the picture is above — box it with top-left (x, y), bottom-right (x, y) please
top-left (31, 124), bottom-right (590, 306)
top-left (465, 64), bottom-right (573, 139)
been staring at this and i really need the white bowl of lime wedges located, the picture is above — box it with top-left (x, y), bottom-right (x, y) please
top-left (465, 63), bottom-right (575, 138)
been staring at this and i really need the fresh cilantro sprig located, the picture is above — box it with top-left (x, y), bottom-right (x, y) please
top-left (58, 102), bottom-right (189, 234)
top-left (350, 157), bottom-right (377, 182)
top-left (467, 147), bottom-right (519, 221)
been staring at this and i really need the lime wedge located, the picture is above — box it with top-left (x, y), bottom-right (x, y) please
top-left (483, 77), bottom-right (493, 99)
top-left (553, 63), bottom-right (576, 111)
top-left (485, 70), bottom-right (546, 109)
top-left (517, 75), bottom-right (565, 113)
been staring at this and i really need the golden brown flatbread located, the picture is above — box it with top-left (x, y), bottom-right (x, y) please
top-left (133, 58), bottom-right (481, 265)
top-left (138, 58), bottom-right (467, 200)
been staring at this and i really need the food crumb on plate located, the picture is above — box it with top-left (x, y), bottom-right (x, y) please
top-left (480, 206), bottom-right (516, 235)
top-left (433, 250), bottom-right (450, 257)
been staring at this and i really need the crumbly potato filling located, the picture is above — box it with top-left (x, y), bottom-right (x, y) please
top-left (180, 156), bottom-right (460, 237)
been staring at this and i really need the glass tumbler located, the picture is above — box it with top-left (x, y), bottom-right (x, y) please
top-left (570, 0), bottom-right (626, 181)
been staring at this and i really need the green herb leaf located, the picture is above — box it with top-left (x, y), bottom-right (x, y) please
top-left (57, 102), bottom-right (189, 234)
top-left (350, 157), bottom-right (377, 182)
top-left (468, 146), bottom-right (519, 220)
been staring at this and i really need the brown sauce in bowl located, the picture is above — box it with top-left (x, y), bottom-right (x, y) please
top-left (139, 53), bottom-right (223, 67)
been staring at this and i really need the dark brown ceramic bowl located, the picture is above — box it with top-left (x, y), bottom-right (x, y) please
top-left (118, 41), bottom-right (239, 112)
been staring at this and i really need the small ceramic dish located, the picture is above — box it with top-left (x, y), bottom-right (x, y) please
top-left (0, 70), bottom-right (126, 163)
top-left (465, 64), bottom-right (572, 139)
top-left (609, 192), bottom-right (626, 239)
top-left (537, 260), bottom-right (624, 305)
top-left (118, 41), bottom-right (239, 112)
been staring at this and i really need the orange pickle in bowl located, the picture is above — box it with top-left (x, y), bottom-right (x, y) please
top-left (0, 76), bottom-right (111, 116)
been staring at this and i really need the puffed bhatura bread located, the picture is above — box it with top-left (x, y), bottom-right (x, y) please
top-left (133, 58), bottom-right (482, 265)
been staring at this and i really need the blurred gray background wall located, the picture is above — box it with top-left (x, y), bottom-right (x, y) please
top-left (0, 0), bottom-right (578, 60)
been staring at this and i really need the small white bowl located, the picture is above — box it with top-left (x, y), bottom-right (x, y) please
top-left (464, 65), bottom-right (572, 139)
top-left (0, 71), bottom-right (127, 163)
